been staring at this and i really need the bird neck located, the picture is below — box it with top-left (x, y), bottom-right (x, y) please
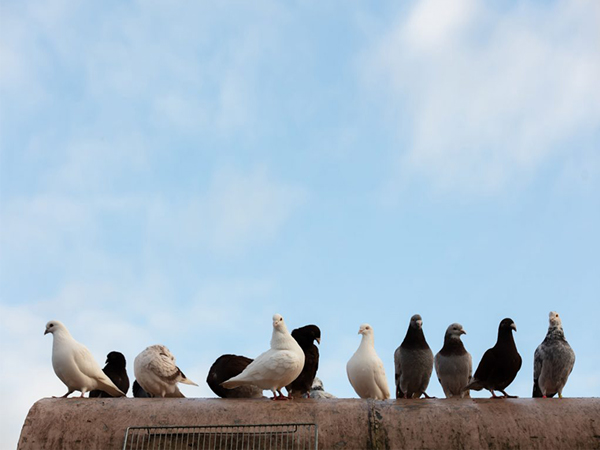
top-left (440, 336), bottom-right (466, 355)
top-left (52, 329), bottom-right (74, 348)
top-left (401, 326), bottom-right (428, 349)
top-left (358, 333), bottom-right (374, 350)
top-left (546, 325), bottom-right (565, 340)
top-left (271, 329), bottom-right (294, 350)
top-left (496, 328), bottom-right (517, 350)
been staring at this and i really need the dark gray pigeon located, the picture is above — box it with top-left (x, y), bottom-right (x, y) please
top-left (464, 318), bottom-right (522, 398)
top-left (89, 351), bottom-right (130, 397)
top-left (132, 380), bottom-right (151, 398)
top-left (435, 323), bottom-right (472, 398)
top-left (207, 354), bottom-right (263, 398)
top-left (394, 314), bottom-right (434, 399)
top-left (533, 311), bottom-right (575, 398)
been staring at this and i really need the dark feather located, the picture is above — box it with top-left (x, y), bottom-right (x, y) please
top-left (465, 318), bottom-right (522, 396)
top-left (132, 379), bottom-right (151, 398)
top-left (89, 351), bottom-right (130, 398)
top-left (286, 325), bottom-right (321, 398)
top-left (207, 354), bottom-right (262, 398)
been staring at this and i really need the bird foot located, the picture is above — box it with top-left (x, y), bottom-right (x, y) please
top-left (272, 395), bottom-right (290, 401)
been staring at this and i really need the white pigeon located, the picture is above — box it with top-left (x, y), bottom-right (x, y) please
top-left (221, 313), bottom-right (305, 400)
top-left (346, 323), bottom-right (390, 400)
top-left (44, 320), bottom-right (126, 398)
top-left (134, 344), bottom-right (198, 397)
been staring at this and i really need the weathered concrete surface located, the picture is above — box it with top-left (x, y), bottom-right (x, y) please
top-left (18, 397), bottom-right (600, 450)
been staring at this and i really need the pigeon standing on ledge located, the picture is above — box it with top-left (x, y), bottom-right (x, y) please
top-left (394, 314), bottom-right (434, 399)
top-left (89, 351), bottom-right (130, 398)
top-left (221, 314), bottom-right (305, 400)
top-left (134, 345), bottom-right (198, 398)
top-left (464, 318), bottom-right (522, 398)
top-left (310, 377), bottom-right (337, 399)
top-left (44, 320), bottom-right (126, 398)
top-left (286, 325), bottom-right (321, 398)
top-left (435, 323), bottom-right (472, 398)
top-left (347, 323), bottom-right (390, 400)
top-left (207, 354), bottom-right (263, 398)
top-left (533, 311), bottom-right (575, 398)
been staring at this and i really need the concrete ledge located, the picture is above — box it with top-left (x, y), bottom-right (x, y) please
top-left (18, 398), bottom-right (600, 449)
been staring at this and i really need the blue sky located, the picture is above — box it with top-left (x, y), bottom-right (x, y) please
top-left (1, 0), bottom-right (599, 447)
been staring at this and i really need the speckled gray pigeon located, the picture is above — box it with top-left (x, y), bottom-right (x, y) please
top-left (394, 314), bottom-right (434, 399)
top-left (435, 323), bottom-right (472, 398)
top-left (533, 311), bottom-right (575, 398)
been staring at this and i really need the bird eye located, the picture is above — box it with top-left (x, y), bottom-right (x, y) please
top-left (49, 324), bottom-right (54, 328)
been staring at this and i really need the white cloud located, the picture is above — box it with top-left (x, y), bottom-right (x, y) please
top-left (366, 0), bottom-right (600, 197)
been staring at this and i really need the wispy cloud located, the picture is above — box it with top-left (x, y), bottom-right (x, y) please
top-left (365, 0), bottom-right (600, 197)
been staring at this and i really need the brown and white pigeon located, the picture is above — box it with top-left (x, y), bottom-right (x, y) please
top-left (434, 323), bottom-right (472, 398)
top-left (464, 318), bottom-right (522, 398)
top-left (134, 345), bottom-right (198, 398)
top-left (533, 311), bottom-right (575, 398)
top-left (394, 314), bottom-right (434, 399)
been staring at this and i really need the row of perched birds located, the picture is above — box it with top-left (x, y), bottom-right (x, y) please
top-left (44, 311), bottom-right (575, 401)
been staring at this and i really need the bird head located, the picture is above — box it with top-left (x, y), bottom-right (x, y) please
top-left (499, 318), bottom-right (517, 332)
top-left (44, 320), bottom-right (65, 336)
top-left (292, 325), bottom-right (321, 345)
top-left (272, 314), bottom-right (287, 332)
top-left (410, 314), bottom-right (423, 330)
top-left (548, 311), bottom-right (562, 329)
top-left (106, 351), bottom-right (127, 367)
top-left (446, 323), bottom-right (466, 339)
top-left (358, 323), bottom-right (373, 336)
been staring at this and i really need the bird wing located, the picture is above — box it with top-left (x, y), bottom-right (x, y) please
top-left (393, 346), bottom-right (403, 398)
top-left (533, 343), bottom-right (544, 382)
top-left (243, 349), bottom-right (298, 380)
top-left (147, 350), bottom-right (183, 382)
top-left (473, 347), bottom-right (497, 382)
top-left (72, 344), bottom-right (125, 396)
top-left (374, 357), bottom-right (390, 399)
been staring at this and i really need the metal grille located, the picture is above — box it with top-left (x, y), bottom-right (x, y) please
top-left (122, 423), bottom-right (318, 450)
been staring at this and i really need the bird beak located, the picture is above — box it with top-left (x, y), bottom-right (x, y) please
top-left (461, 329), bottom-right (466, 335)
top-left (416, 320), bottom-right (423, 328)
top-left (44, 329), bottom-right (49, 335)
top-left (316, 337), bottom-right (321, 345)
top-left (511, 323), bottom-right (517, 332)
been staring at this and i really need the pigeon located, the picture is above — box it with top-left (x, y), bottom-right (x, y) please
top-left (132, 380), bottom-right (151, 398)
top-left (286, 325), bottom-right (321, 399)
top-left (89, 351), bottom-right (130, 398)
top-left (207, 354), bottom-right (263, 398)
top-left (309, 377), bottom-right (337, 399)
top-left (394, 314), bottom-right (434, 399)
top-left (44, 320), bottom-right (126, 398)
top-left (533, 311), bottom-right (575, 398)
top-left (434, 323), bottom-right (472, 398)
top-left (346, 323), bottom-right (390, 400)
top-left (134, 345), bottom-right (198, 398)
top-left (464, 318), bottom-right (522, 398)
top-left (221, 314), bottom-right (305, 400)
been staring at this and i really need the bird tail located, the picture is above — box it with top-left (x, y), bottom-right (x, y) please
top-left (166, 387), bottom-right (186, 398)
top-left (532, 379), bottom-right (543, 398)
top-left (97, 379), bottom-right (126, 397)
top-left (221, 377), bottom-right (243, 389)
top-left (179, 369), bottom-right (198, 386)
top-left (463, 380), bottom-right (482, 392)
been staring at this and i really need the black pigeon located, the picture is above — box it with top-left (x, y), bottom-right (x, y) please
top-left (132, 379), bottom-right (151, 398)
top-left (286, 325), bottom-right (321, 398)
top-left (207, 354), bottom-right (263, 398)
top-left (394, 314), bottom-right (434, 399)
top-left (89, 351), bottom-right (130, 397)
top-left (464, 318), bottom-right (522, 398)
